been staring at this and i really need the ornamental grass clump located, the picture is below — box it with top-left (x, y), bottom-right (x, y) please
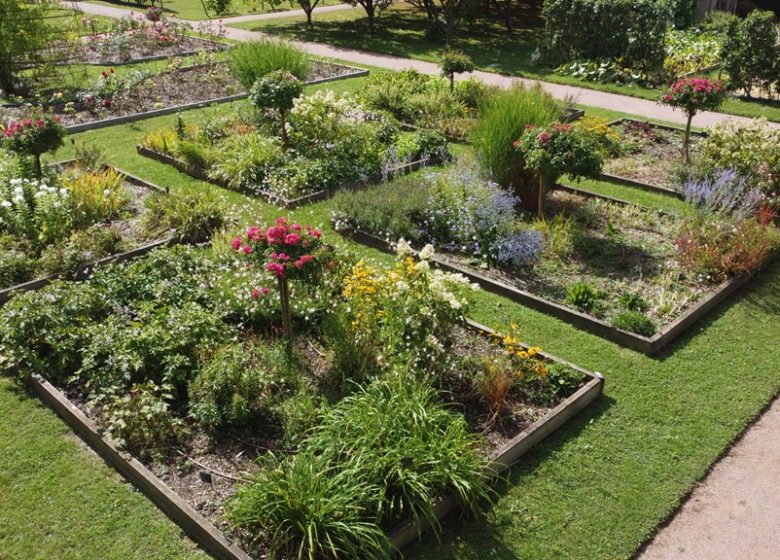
top-left (660, 77), bottom-right (725, 162)
top-left (229, 39), bottom-right (310, 90)
top-left (232, 218), bottom-right (325, 356)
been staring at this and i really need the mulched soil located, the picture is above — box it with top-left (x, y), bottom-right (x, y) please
top-left (77, 34), bottom-right (226, 65)
top-left (603, 121), bottom-right (701, 190)
top-left (0, 61), bottom-right (360, 127)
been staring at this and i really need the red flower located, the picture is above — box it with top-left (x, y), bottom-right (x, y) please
top-left (242, 245), bottom-right (252, 255)
top-left (102, 70), bottom-right (108, 78)
top-left (284, 233), bottom-right (301, 246)
top-left (231, 237), bottom-right (242, 250)
top-left (103, 99), bottom-right (111, 108)
top-left (251, 288), bottom-right (260, 300)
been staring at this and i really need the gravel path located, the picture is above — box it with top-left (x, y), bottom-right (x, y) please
top-left (637, 397), bottom-right (780, 560)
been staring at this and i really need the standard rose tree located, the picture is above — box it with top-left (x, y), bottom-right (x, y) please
top-left (660, 77), bottom-right (725, 163)
top-left (1, 114), bottom-right (66, 178)
top-left (233, 217), bottom-right (324, 356)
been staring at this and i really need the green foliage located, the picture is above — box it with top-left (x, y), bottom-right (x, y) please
top-left (611, 310), bottom-right (657, 336)
top-left (722, 10), bottom-right (779, 98)
top-left (619, 292), bottom-right (647, 312)
top-left (471, 84), bottom-right (561, 187)
top-left (62, 166), bottom-right (129, 229)
top-left (1, 114), bottom-right (67, 175)
top-left (189, 340), bottom-right (292, 433)
top-left (0, 234), bottom-right (34, 288)
top-left (701, 10), bottom-right (739, 36)
top-left (249, 70), bottom-right (303, 114)
top-left (566, 280), bottom-right (602, 313)
top-left (229, 39), bottom-right (310, 90)
top-left (204, 0), bottom-right (232, 15)
top-left (209, 134), bottom-right (285, 190)
top-left (141, 188), bottom-right (226, 244)
top-left (73, 142), bottom-right (108, 172)
top-left (229, 451), bottom-right (391, 560)
top-left (38, 224), bottom-right (123, 278)
top-left (663, 29), bottom-right (724, 81)
top-left (515, 123), bottom-right (603, 184)
top-left (542, 0), bottom-right (671, 75)
top-left (103, 382), bottom-right (185, 460)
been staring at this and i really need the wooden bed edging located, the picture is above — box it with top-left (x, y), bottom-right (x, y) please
top-left (137, 145), bottom-right (440, 209)
top-left (388, 319), bottom-right (604, 549)
top-left (26, 374), bottom-right (253, 560)
top-left (64, 66), bottom-right (369, 134)
top-left (0, 237), bottom-right (174, 306)
top-left (25, 319), bottom-right (603, 559)
top-left (339, 228), bottom-right (771, 356)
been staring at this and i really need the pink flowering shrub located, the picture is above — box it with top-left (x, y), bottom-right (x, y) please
top-left (660, 77), bottom-right (725, 162)
top-left (232, 217), bottom-right (325, 354)
top-left (1, 114), bottom-right (66, 177)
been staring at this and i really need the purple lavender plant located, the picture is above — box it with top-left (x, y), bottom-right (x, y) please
top-left (683, 169), bottom-right (763, 219)
top-left (492, 230), bottom-right (544, 268)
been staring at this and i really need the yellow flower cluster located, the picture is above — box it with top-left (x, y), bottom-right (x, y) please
top-left (489, 323), bottom-right (549, 379)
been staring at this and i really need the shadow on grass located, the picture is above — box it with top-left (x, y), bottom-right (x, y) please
top-left (406, 392), bottom-right (616, 559)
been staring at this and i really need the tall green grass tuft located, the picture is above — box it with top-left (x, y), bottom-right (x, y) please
top-left (471, 84), bottom-right (561, 187)
top-left (228, 39), bottom-right (311, 90)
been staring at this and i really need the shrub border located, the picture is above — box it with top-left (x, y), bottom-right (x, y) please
top-left (0, 161), bottom-right (171, 306)
top-left (24, 321), bottom-right (604, 560)
top-left (61, 63), bottom-right (369, 134)
top-left (336, 227), bottom-right (775, 356)
top-left (600, 118), bottom-right (706, 199)
top-left (136, 145), bottom-right (441, 209)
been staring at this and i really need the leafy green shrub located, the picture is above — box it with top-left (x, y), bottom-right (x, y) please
top-left (701, 10), bottom-right (739, 36)
top-left (722, 10), bottom-right (779, 98)
top-left (189, 341), bottom-right (292, 433)
top-left (73, 142), bottom-right (108, 172)
top-left (174, 139), bottom-right (218, 170)
top-left (698, 118), bottom-right (780, 207)
top-left (0, 234), bottom-right (34, 288)
top-left (38, 224), bottom-right (123, 277)
top-left (229, 451), bottom-right (391, 560)
top-left (566, 280), bottom-right (602, 312)
top-left (141, 128), bottom-right (177, 155)
top-left (542, 0), bottom-right (671, 75)
top-left (141, 188), bottom-right (226, 244)
top-left (229, 39), bottom-right (310, 90)
top-left (103, 382), bottom-right (185, 460)
top-left (63, 166), bottom-right (129, 228)
top-left (612, 310), bottom-right (657, 336)
top-left (663, 29), bottom-right (724, 80)
top-left (471, 84), bottom-right (561, 187)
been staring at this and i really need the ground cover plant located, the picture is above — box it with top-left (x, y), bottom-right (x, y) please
top-left (332, 158), bottom-right (780, 338)
top-left (0, 141), bottom-right (222, 290)
top-left (0, 222), bottom-right (588, 558)
top-left (139, 89), bottom-right (447, 201)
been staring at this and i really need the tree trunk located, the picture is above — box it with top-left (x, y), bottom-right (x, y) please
top-left (683, 112), bottom-right (693, 164)
top-left (449, 73), bottom-right (455, 92)
top-left (305, 8), bottom-right (313, 27)
top-left (279, 277), bottom-right (293, 358)
top-left (367, 5), bottom-right (375, 32)
top-left (34, 154), bottom-right (43, 180)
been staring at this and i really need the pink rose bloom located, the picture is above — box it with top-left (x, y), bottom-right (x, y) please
top-left (231, 237), bottom-right (242, 251)
top-left (284, 233), bottom-right (301, 246)
top-left (538, 131), bottom-right (551, 146)
top-left (251, 288), bottom-right (260, 300)
top-left (242, 245), bottom-right (252, 255)
top-left (262, 287), bottom-right (269, 295)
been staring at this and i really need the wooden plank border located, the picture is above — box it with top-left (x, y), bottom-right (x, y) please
top-left (337, 228), bottom-right (775, 356)
top-left (25, 324), bottom-right (603, 559)
top-left (61, 64), bottom-right (369, 134)
top-left (136, 145), bottom-right (441, 209)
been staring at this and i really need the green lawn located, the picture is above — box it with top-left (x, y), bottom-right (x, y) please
top-left (2, 72), bottom-right (780, 560)
top-left (87, 0), bottom-right (343, 21)
top-left (230, 1), bottom-right (780, 123)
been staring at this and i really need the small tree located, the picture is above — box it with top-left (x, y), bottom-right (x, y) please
top-left (1, 114), bottom-right (66, 178)
top-left (660, 76), bottom-right (725, 163)
top-left (440, 49), bottom-right (475, 92)
top-left (249, 70), bottom-right (303, 147)
top-left (298, 0), bottom-right (322, 27)
top-left (514, 123), bottom-right (602, 217)
top-left (232, 218), bottom-right (325, 357)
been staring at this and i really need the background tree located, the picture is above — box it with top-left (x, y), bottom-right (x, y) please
top-left (298, 0), bottom-right (322, 27)
top-left (0, 0), bottom-right (71, 95)
top-left (722, 10), bottom-right (779, 98)
top-left (347, 0), bottom-right (394, 32)
top-left (407, 0), bottom-right (479, 45)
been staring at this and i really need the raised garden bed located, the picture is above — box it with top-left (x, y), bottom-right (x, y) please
top-left (1, 237), bottom-right (604, 560)
top-left (331, 169), bottom-right (780, 355)
top-left (137, 144), bottom-right (441, 208)
top-left (0, 61), bottom-right (368, 133)
top-left (24, 320), bottom-right (603, 560)
top-left (600, 118), bottom-right (705, 197)
top-left (76, 33), bottom-right (229, 65)
top-left (0, 160), bottom-right (173, 304)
